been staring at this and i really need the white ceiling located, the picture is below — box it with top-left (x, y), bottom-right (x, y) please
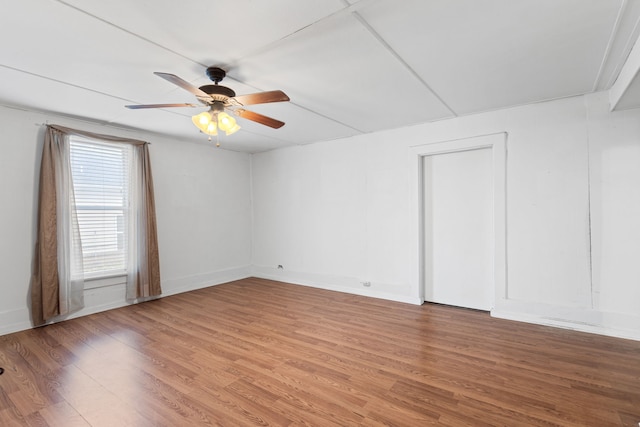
top-left (2, 0), bottom-right (640, 152)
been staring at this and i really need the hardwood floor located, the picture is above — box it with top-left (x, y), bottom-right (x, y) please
top-left (1, 278), bottom-right (639, 426)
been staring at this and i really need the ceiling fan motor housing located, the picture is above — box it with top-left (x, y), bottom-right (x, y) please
top-left (201, 67), bottom-right (236, 99)
top-left (199, 84), bottom-right (236, 98)
top-left (206, 66), bottom-right (226, 83)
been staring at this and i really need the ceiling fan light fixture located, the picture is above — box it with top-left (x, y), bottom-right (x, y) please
top-left (217, 111), bottom-right (241, 135)
top-left (206, 121), bottom-right (218, 135)
top-left (217, 112), bottom-right (238, 132)
top-left (224, 122), bottom-right (241, 136)
top-left (192, 110), bottom-right (217, 136)
top-left (129, 67), bottom-right (289, 144)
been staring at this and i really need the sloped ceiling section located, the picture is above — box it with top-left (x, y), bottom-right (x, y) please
top-left (1, 0), bottom-right (639, 152)
top-left (610, 3), bottom-right (640, 112)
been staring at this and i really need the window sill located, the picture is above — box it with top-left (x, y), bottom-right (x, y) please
top-left (84, 274), bottom-right (127, 290)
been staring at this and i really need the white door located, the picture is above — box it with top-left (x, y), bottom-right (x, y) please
top-left (422, 147), bottom-right (494, 310)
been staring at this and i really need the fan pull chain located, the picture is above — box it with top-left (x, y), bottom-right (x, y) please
top-left (205, 133), bottom-right (221, 147)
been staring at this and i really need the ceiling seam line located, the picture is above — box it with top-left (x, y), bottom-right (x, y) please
top-left (53, 0), bottom-right (310, 99)
top-left (52, 0), bottom-right (208, 70)
top-left (0, 64), bottom-right (197, 123)
top-left (593, 0), bottom-right (628, 91)
top-left (350, 11), bottom-right (457, 117)
top-left (50, 0), bottom-right (292, 103)
top-left (221, 0), bottom-right (378, 77)
top-left (289, 102), bottom-right (365, 133)
top-left (0, 64), bottom-right (136, 104)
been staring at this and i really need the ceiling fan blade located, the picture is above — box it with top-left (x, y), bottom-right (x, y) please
top-left (233, 90), bottom-right (290, 106)
top-left (125, 103), bottom-right (199, 109)
top-left (154, 72), bottom-right (211, 99)
top-left (236, 109), bottom-right (285, 129)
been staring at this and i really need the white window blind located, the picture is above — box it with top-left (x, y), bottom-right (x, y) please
top-left (69, 138), bottom-right (131, 278)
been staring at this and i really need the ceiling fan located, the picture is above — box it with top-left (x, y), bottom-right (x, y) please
top-left (125, 66), bottom-right (289, 144)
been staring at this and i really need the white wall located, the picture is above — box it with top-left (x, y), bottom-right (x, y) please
top-left (252, 91), bottom-right (640, 340)
top-left (0, 105), bottom-right (253, 335)
top-left (3, 90), bottom-right (640, 341)
top-left (251, 135), bottom-right (415, 302)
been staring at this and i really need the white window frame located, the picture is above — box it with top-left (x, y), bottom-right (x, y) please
top-left (69, 136), bottom-right (132, 288)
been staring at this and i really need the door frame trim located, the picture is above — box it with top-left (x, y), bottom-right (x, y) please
top-left (408, 132), bottom-right (507, 307)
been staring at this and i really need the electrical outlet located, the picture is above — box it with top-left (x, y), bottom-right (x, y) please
top-left (362, 281), bottom-right (371, 287)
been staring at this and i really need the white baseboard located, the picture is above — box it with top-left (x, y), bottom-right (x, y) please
top-left (161, 265), bottom-right (252, 297)
top-left (251, 266), bottom-right (422, 305)
top-left (0, 265), bottom-right (252, 337)
top-left (492, 299), bottom-right (640, 341)
top-left (5, 267), bottom-right (639, 342)
top-left (0, 308), bottom-right (32, 336)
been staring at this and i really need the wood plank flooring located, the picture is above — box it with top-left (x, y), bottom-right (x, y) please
top-left (1, 277), bottom-right (639, 426)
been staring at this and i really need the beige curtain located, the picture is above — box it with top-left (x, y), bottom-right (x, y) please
top-left (32, 125), bottom-right (161, 326)
top-left (126, 143), bottom-right (162, 300)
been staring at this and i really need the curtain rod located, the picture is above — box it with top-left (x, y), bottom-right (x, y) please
top-left (33, 122), bottom-right (152, 144)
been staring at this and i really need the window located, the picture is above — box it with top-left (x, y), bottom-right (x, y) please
top-left (69, 137), bottom-right (132, 279)
top-left (33, 124), bottom-right (161, 325)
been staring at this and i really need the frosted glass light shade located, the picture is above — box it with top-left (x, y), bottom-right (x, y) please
top-left (225, 123), bottom-right (241, 136)
top-left (192, 109), bottom-right (241, 137)
top-left (217, 112), bottom-right (235, 131)
top-left (192, 111), bottom-right (217, 136)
